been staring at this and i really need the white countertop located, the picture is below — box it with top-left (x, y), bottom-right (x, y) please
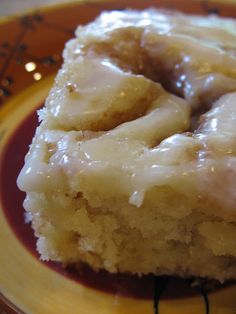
top-left (0, 0), bottom-right (76, 17)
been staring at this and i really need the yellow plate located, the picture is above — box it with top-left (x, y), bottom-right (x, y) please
top-left (0, 1), bottom-right (236, 313)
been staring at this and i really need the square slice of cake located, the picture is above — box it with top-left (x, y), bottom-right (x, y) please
top-left (18, 9), bottom-right (236, 281)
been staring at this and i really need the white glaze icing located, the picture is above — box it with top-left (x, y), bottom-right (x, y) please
top-left (17, 9), bottom-right (236, 222)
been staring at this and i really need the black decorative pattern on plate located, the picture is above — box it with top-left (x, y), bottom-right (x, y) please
top-left (0, 12), bottom-right (74, 106)
top-left (153, 277), bottom-right (212, 314)
top-left (202, 0), bottom-right (220, 14)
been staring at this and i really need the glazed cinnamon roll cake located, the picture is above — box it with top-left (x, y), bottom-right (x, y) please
top-left (17, 9), bottom-right (236, 281)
